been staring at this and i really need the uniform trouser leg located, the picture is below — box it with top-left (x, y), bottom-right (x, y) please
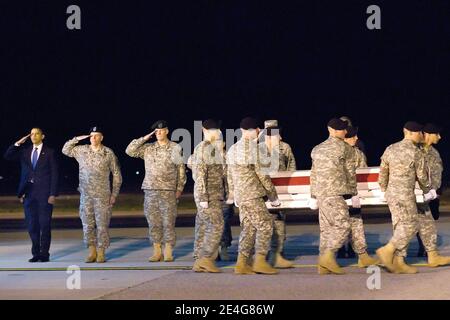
top-left (349, 215), bottom-right (368, 255)
top-left (144, 190), bottom-right (163, 244)
top-left (196, 200), bottom-right (224, 258)
top-left (193, 209), bottom-right (206, 260)
top-left (220, 204), bottom-right (234, 248)
top-left (24, 195), bottom-right (52, 258)
top-left (387, 198), bottom-right (419, 257)
top-left (416, 205), bottom-right (438, 253)
top-left (94, 196), bottom-right (112, 249)
top-left (79, 194), bottom-right (97, 248)
top-left (318, 196), bottom-right (351, 255)
top-left (159, 191), bottom-right (177, 247)
top-left (270, 211), bottom-right (286, 254)
top-left (238, 198), bottom-right (273, 258)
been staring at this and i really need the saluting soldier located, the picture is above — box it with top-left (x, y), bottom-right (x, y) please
top-left (62, 126), bottom-right (122, 263)
top-left (126, 120), bottom-right (186, 262)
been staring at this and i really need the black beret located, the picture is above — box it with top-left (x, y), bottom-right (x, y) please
top-left (202, 119), bottom-right (221, 130)
top-left (89, 126), bottom-right (103, 134)
top-left (403, 121), bottom-right (423, 132)
top-left (240, 117), bottom-right (259, 130)
top-left (327, 118), bottom-right (348, 131)
top-left (423, 123), bottom-right (442, 134)
top-left (151, 120), bottom-right (168, 130)
top-left (345, 126), bottom-right (359, 138)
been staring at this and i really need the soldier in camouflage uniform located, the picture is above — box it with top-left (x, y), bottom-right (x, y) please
top-left (310, 118), bottom-right (358, 275)
top-left (414, 123), bottom-right (450, 267)
top-left (190, 119), bottom-right (226, 273)
top-left (227, 117), bottom-right (281, 275)
top-left (259, 120), bottom-right (296, 269)
top-left (376, 121), bottom-right (432, 274)
top-left (62, 126), bottom-right (122, 263)
top-left (343, 126), bottom-right (379, 267)
top-left (126, 120), bottom-right (186, 262)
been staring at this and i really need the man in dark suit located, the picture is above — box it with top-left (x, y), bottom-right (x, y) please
top-left (4, 128), bottom-right (59, 262)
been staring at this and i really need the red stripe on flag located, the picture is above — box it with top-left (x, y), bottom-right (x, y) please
top-left (272, 176), bottom-right (310, 186)
top-left (271, 173), bottom-right (379, 186)
top-left (357, 173), bottom-right (379, 183)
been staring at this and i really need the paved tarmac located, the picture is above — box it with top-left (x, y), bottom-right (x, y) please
top-left (1, 216), bottom-right (450, 300)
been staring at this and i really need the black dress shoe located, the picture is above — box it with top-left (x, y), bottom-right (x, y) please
top-left (40, 257), bottom-right (50, 262)
top-left (28, 257), bottom-right (40, 263)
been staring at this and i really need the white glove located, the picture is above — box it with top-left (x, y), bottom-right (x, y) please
top-left (270, 199), bottom-right (281, 207)
top-left (424, 189), bottom-right (437, 202)
top-left (199, 201), bottom-right (209, 209)
top-left (351, 196), bottom-right (361, 209)
top-left (225, 198), bottom-right (234, 205)
top-left (234, 201), bottom-right (239, 208)
top-left (308, 198), bottom-right (319, 210)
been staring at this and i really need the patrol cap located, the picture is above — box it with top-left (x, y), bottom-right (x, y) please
top-left (327, 118), bottom-right (348, 131)
top-left (345, 126), bottom-right (358, 138)
top-left (264, 120), bottom-right (278, 129)
top-left (423, 123), bottom-right (442, 134)
top-left (240, 117), bottom-right (259, 130)
top-left (89, 126), bottom-right (103, 134)
top-left (202, 119), bottom-right (221, 130)
top-left (151, 120), bottom-right (168, 131)
top-left (403, 121), bottom-right (423, 132)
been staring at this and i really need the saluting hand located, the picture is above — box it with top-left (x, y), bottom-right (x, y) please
top-left (76, 135), bottom-right (91, 141)
top-left (144, 130), bottom-right (156, 141)
top-left (15, 134), bottom-right (30, 146)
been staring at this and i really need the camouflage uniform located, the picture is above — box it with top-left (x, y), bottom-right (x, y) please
top-left (378, 139), bottom-right (430, 257)
top-left (62, 138), bottom-right (122, 249)
top-left (259, 141), bottom-right (296, 255)
top-left (227, 138), bottom-right (278, 258)
top-left (190, 141), bottom-right (225, 259)
top-left (310, 136), bottom-right (357, 255)
top-left (347, 146), bottom-right (369, 255)
top-left (126, 137), bottom-right (186, 246)
top-left (412, 145), bottom-right (443, 254)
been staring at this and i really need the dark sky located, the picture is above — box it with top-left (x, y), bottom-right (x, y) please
top-left (1, 1), bottom-right (449, 194)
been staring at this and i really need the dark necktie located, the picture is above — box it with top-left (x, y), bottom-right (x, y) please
top-left (32, 148), bottom-right (38, 169)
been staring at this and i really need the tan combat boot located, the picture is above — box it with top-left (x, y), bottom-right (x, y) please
top-left (357, 252), bottom-right (380, 268)
top-left (273, 253), bottom-right (294, 269)
top-left (85, 245), bottom-right (97, 263)
top-left (211, 249), bottom-right (219, 261)
top-left (318, 250), bottom-right (345, 274)
top-left (234, 253), bottom-right (255, 275)
top-left (376, 242), bottom-right (396, 272)
top-left (192, 259), bottom-right (205, 272)
top-left (427, 251), bottom-right (450, 267)
top-left (96, 248), bottom-right (106, 263)
top-left (149, 243), bottom-right (163, 262)
top-left (164, 244), bottom-right (174, 262)
top-left (197, 257), bottom-right (222, 273)
top-left (393, 255), bottom-right (417, 274)
top-left (252, 253), bottom-right (278, 274)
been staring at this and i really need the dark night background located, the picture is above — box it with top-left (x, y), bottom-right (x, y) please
top-left (0, 1), bottom-right (449, 195)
